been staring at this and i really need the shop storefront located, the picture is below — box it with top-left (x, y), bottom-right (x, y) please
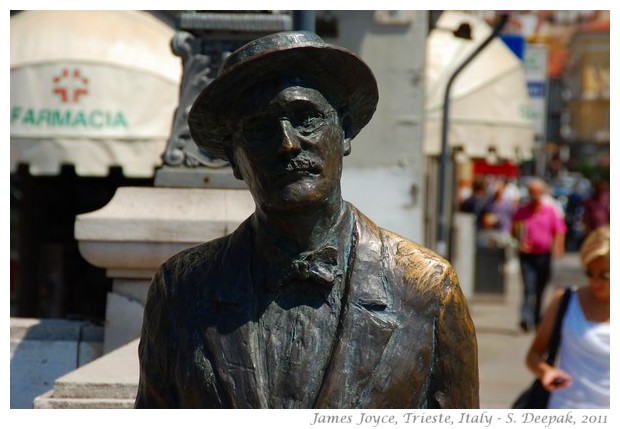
top-left (10, 11), bottom-right (181, 318)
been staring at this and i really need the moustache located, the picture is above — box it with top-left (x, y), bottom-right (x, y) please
top-left (273, 157), bottom-right (323, 176)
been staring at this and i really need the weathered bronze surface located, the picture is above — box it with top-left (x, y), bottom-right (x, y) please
top-left (135, 31), bottom-right (479, 409)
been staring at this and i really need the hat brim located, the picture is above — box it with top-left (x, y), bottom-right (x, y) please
top-left (188, 44), bottom-right (378, 161)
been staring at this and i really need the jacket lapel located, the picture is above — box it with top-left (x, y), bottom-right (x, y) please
top-left (315, 207), bottom-right (396, 408)
top-left (201, 218), bottom-right (268, 408)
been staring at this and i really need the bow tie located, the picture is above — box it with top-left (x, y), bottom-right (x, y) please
top-left (270, 245), bottom-right (343, 291)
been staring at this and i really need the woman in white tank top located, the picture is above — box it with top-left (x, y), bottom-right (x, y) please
top-left (525, 226), bottom-right (610, 408)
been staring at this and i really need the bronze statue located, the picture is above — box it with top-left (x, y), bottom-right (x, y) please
top-left (135, 31), bottom-right (478, 409)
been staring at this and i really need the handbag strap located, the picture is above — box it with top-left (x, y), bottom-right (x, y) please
top-left (545, 287), bottom-right (573, 365)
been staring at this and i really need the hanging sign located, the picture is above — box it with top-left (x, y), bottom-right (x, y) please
top-left (10, 63), bottom-right (177, 139)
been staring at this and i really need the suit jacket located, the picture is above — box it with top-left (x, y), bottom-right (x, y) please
top-left (135, 204), bottom-right (479, 408)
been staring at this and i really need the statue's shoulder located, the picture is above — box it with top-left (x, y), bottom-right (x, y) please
top-left (160, 219), bottom-right (252, 284)
top-left (388, 229), bottom-right (455, 271)
top-left (349, 204), bottom-right (459, 295)
top-left (385, 230), bottom-right (451, 268)
top-left (346, 210), bottom-right (461, 302)
top-left (385, 231), bottom-right (463, 311)
top-left (163, 235), bottom-right (230, 272)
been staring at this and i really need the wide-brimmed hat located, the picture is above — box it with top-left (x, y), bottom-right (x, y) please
top-left (188, 31), bottom-right (379, 160)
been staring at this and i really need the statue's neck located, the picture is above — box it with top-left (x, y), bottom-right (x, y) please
top-left (254, 199), bottom-right (346, 254)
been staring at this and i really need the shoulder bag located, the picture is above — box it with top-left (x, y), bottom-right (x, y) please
top-left (511, 287), bottom-right (573, 409)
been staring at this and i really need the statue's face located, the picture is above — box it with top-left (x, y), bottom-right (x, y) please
top-left (229, 84), bottom-right (350, 211)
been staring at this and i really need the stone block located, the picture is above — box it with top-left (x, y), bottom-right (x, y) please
top-left (103, 291), bottom-right (145, 354)
top-left (34, 338), bottom-right (139, 408)
top-left (10, 318), bottom-right (103, 409)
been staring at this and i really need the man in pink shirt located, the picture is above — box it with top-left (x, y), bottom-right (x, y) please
top-left (512, 178), bottom-right (566, 332)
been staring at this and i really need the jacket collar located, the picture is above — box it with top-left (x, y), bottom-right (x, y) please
top-left (346, 204), bottom-right (390, 310)
top-left (211, 205), bottom-right (389, 309)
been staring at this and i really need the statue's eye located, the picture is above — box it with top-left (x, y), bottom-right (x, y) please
top-left (289, 110), bottom-right (326, 135)
top-left (241, 109), bottom-right (333, 143)
top-left (242, 115), bottom-right (276, 142)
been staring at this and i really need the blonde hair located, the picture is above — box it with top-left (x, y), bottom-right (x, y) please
top-left (580, 225), bottom-right (610, 267)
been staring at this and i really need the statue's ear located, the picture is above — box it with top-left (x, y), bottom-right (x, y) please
top-left (230, 163), bottom-right (243, 181)
top-left (340, 111), bottom-right (352, 156)
top-left (224, 140), bottom-right (243, 180)
top-left (343, 137), bottom-right (352, 156)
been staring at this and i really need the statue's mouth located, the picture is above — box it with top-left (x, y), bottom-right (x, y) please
top-left (274, 157), bottom-right (322, 178)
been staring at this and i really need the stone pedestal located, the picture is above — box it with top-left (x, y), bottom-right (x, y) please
top-left (452, 212), bottom-right (476, 301)
top-left (34, 339), bottom-right (139, 409)
top-left (11, 318), bottom-right (104, 408)
top-left (75, 186), bottom-right (254, 353)
top-left (31, 186), bottom-right (253, 408)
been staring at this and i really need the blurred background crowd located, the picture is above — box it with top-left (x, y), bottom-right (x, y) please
top-left (459, 173), bottom-right (609, 253)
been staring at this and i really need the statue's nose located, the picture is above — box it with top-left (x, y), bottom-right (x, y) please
top-left (278, 119), bottom-right (301, 154)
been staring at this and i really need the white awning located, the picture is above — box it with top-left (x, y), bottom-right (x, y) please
top-left (423, 11), bottom-right (535, 161)
top-left (10, 10), bottom-right (182, 177)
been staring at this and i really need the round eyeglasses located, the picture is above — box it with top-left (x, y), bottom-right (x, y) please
top-left (241, 109), bottom-right (337, 143)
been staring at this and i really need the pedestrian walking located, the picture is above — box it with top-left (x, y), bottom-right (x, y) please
top-left (481, 179), bottom-right (515, 236)
top-left (512, 178), bottom-right (566, 332)
top-left (583, 180), bottom-right (610, 234)
top-left (460, 177), bottom-right (488, 221)
top-left (525, 226), bottom-right (609, 408)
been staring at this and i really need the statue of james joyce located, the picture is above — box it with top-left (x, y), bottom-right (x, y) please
top-left (135, 31), bottom-right (479, 409)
